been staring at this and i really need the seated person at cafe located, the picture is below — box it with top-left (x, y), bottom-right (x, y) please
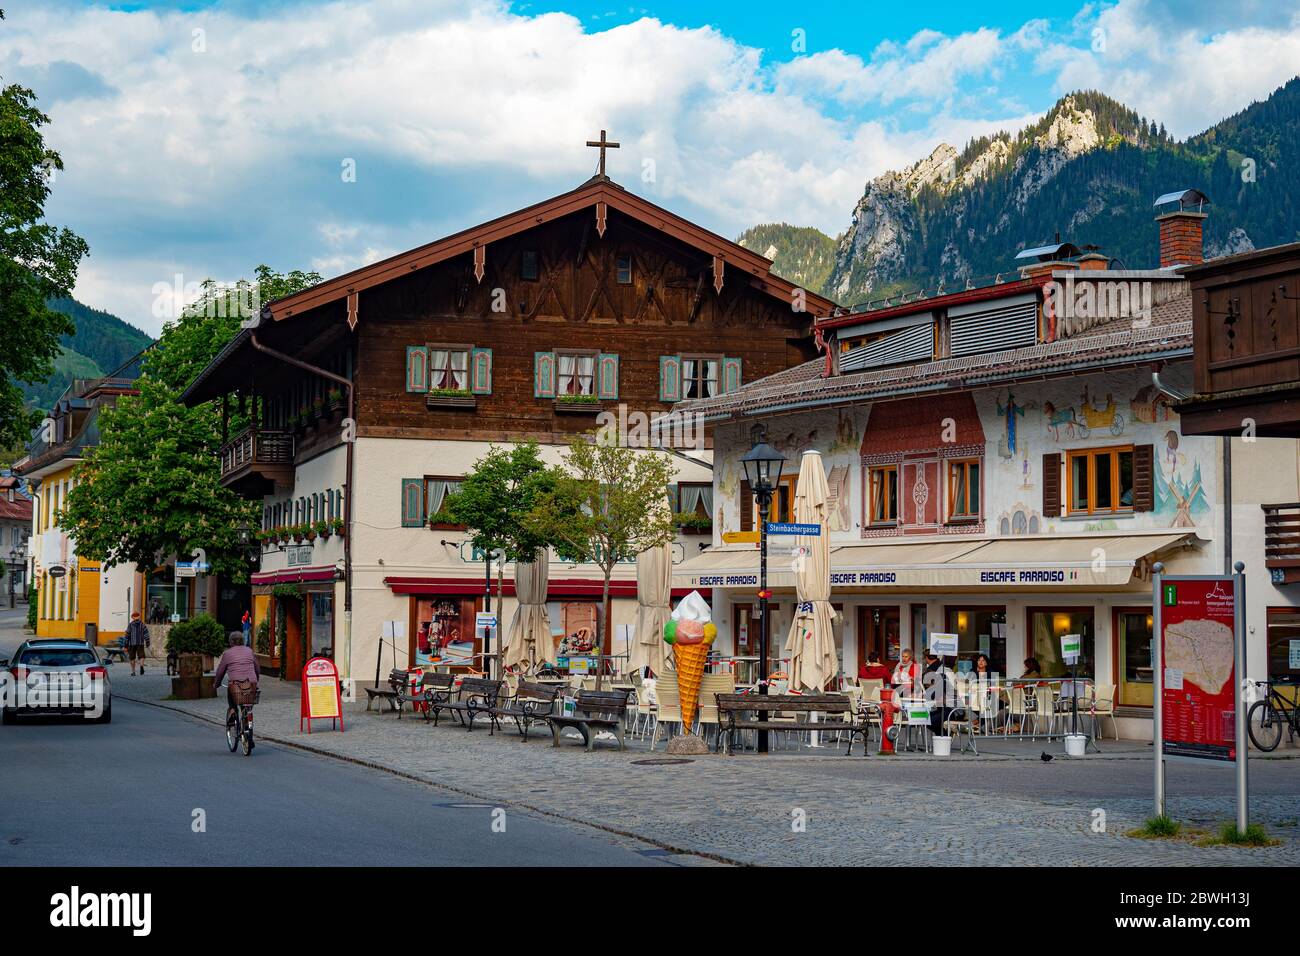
top-left (922, 653), bottom-right (964, 735)
top-left (1021, 657), bottom-right (1043, 678)
top-left (859, 653), bottom-right (891, 682)
top-left (891, 648), bottom-right (918, 696)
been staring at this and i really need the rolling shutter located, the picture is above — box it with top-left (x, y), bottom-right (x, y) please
top-left (597, 353), bottom-right (619, 400)
top-left (470, 347), bottom-right (493, 395)
top-left (948, 293), bottom-right (1038, 357)
top-left (841, 325), bottom-right (933, 371)
top-left (401, 478), bottom-right (425, 528)
top-left (1133, 443), bottom-right (1155, 512)
top-left (740, 480), bottom-right (754, 532)
top-left (659, 355), bottom-right (681, 402)
top-left (406, 346), bottom-right (430, 392)
top-left (1042, 453), bottom-right (1062, 518)
top-left (534, 351), bottom-right (556, 398)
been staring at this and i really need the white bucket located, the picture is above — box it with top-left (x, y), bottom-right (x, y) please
top-left (1064, 734), bottom-right (1087, 757)
top-left (931, 736), bottom-right (952, 756)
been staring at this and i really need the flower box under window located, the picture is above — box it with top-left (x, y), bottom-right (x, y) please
top-left (554, 393), bottom-right (602, 413)
top-left (426, 388), bottom-right (476, 409)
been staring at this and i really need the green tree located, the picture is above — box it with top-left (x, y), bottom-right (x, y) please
top-left (0, 57), bottom-right (90, 447)
top-left (60, 266), bottom-right (320, 579)
top-left (525, 433), bottom-right (678, 688)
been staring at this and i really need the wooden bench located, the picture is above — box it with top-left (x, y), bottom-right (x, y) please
top-left (364, 669), bottom-right (410, 715)
top-left (546, 689), bottom-right (630, 751)
top-left (480, 680), bottom-right (561, 739)
top-left (715, 693), bottom-right (867, 756)
top-left (100, 637), bottom-right (128, 664)
top-left (424, 677), bottom-right (504, 730)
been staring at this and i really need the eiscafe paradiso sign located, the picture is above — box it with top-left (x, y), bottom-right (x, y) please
top-left (690, 565), bottom-right (1118, 590)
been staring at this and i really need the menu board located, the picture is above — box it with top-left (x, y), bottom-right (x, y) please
top-left (300, 656), bottom-right (345, 733)
top-left (1160, 578), bottom-right (1236, 760)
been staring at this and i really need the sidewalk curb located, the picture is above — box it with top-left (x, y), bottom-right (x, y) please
top-left (115, 691), bottom-right (745, 867)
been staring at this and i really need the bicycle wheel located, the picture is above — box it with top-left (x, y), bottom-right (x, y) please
top-left (1248, 699), bottom-right (1282, 752)
top-left (242, 708), bottom-right (254, 756)
top-left (225, 709), bottom-right (240, 752)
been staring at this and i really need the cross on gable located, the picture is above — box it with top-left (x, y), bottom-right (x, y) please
top-left (586, 129), bottom-right (620, 177)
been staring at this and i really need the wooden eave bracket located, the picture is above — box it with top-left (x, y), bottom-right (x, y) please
top-left (473, 245), bottom-right (486, 283)
top-left (596, 201), bottom-right (608, 238)
top-left (346, 291), bottom-right (359, 331)
top-left (713, 254), bottom-right (724, 294)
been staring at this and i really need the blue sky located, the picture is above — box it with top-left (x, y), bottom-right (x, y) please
top-left (3, 0), bottom-right (1299, 334)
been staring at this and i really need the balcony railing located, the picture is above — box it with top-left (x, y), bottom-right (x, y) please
top-left (219, 427), bottom-right (294, 481)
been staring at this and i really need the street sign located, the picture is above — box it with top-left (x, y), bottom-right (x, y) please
top-left (765, 522), bottom-right (821, 536)
top-left (929, 632), bottom-right (959, 656)
top-left (174, 561), bottom-right (209, 578)
top-left (721, 531), bottom-right (759, 545)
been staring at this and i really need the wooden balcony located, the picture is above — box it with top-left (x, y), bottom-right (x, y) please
top-left (219, 427), bottom-right (294, 496)
top-left (1263, 502), bottom-right (1300, 584)
top-left (1179, 243), bottom-right (1300, 437)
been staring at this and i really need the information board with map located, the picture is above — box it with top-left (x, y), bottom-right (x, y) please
top-left (1160, 577), bottom-right (1236, 760)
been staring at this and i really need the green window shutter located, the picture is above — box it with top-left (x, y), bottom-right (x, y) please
top-left (659, 355), bottom-right (681, 402)
top-left (534, 351), bottom-right (556, 398)
top-left (406, 346), bottom-right (429, 392)
top-left (597, 353), bottom-right (619, 400)
top-left (722, 356), bottom-right (743, 393)
top-left (470, 347), bottom-right (493, 395)
top-left (401, 478), bottom-right (425, 527)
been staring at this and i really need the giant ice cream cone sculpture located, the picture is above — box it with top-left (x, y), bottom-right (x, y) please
top-left (664, 591), bottom-right (717, 734)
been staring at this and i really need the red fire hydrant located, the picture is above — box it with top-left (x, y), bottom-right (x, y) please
top-left (879, 686), bottom-right (895, 754)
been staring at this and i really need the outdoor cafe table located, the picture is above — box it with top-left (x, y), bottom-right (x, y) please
top-left (962, 677), bottom-right (1097, 740)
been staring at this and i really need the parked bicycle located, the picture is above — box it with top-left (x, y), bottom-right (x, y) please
top-left (1247, 678), bottom-right (1299, 752)
top-left (225, 679), bottom-right (259, 756)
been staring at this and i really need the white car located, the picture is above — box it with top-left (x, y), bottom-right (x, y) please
top-left (1, 639), bottom-right (113, 724)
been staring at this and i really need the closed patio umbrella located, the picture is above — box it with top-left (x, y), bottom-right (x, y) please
top-left (785, 450), bottom-right (839, 691)
top-left (505, 548), bottom-right (551, 673)
top-left (630, 542), bottom-right (673, 676)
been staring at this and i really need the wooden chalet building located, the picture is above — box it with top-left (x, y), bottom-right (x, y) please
top-left (181, 160), bottom-right (834, 681)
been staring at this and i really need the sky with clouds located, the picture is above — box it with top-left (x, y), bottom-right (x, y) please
top-left (3, 0), bottom-right (1299, 335)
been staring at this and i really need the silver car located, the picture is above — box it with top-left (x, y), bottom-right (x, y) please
top-left (0, 639), bottom-right (113, 724)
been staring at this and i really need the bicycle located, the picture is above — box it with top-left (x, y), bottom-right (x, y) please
top-left (1247, 678), bottom-right (1299, 752)
top-left (224, 679), bottom-right (259, 756)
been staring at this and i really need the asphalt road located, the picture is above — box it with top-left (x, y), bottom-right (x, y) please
top-left (0, 695), bottom-right (677, 866)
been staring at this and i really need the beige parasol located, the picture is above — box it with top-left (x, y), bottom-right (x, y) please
top-left (630, 542), bottom-right (674, 675)
top-left (504, 548), bottom-right (552, 673)
top-left (785, 450), bottom-right (839, 691)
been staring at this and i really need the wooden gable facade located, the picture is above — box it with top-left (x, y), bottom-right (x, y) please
top-left (285, 179), bottom-right (834, 444)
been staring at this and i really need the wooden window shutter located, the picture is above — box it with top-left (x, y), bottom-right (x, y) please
top-left (1042, 453), bottom-right (1062, 518)
top-left (659, 355), bottom-right (681, 402)
top-left (400, 478), bottom-right (425, 528)
top-left (406, 346), bottom-right (429, 392)
top-left (1133, 443), bottom-right (1155, 512)
top-left (597, 353), bottom-right (619, 400)
top-left (470, 347), bottom-right (493, 395)
top-left (740, 479), bottom-right (754, 532)
top-left (534, 351), bottom-right (556, 398)
top-left (722, 356), bottom-right (743, 394)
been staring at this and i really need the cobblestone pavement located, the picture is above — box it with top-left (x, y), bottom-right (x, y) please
top-left (109, 671), bottom-right (1300, 867)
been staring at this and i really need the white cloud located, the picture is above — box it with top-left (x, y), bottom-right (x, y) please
top-left (0, 0), bottom-right (1296, 333)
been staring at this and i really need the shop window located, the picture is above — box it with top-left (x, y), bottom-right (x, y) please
top-left (1066, 446), bottom-right (1133, 515)
top-left (1266, 607), bottom-right (1300, 682)
top-left (1114, 607), bottom-right (1154, 707)
top-left (947, 458), bottom-right (981, 521)
top-left (310, 593), bottom-right (334, 658)
top-left (1027, 607), bottom-right (1095, 678)
top-left (868, 465), bottom-right (898, 525)
top-left (946, 606), bottom-right (1007, 675)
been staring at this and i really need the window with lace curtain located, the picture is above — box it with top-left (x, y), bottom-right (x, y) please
top-left (682, 355), bottom-right (720, 399)
top-left (674, 481), bottom-right (714, 533)
top-left (425, 477), bottom-right (464, 526)
top-left (557, 350), bottom-right (597, 396)
top-left (430, 348), bottom-right (470, 392)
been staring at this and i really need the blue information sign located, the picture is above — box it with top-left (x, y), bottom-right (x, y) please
top-left (764, 522), bottom-right (821, 536)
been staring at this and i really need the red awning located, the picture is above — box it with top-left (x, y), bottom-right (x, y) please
top-left (252, 565), bottom-right (338, 585)
top-left (383, 575), bottom-right (708, 600)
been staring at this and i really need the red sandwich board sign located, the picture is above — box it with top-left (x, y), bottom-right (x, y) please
top-left (300, 656), bottom-right (345, 733)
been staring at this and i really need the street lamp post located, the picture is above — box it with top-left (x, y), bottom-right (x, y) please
top-left (7, 547), bottom-right (19, 610)
top-left (740, 424), bottom-right (786, 754)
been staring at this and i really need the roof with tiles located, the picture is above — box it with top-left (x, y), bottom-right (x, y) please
top-left (673, 288), bottom-right (1191, 422)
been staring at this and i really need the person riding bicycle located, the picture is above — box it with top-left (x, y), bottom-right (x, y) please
top-left (213, 630), bottom-right (259, 718)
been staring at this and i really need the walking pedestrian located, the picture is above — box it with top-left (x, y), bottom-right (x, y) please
top-left (241, 610), bottom-right (252, 646)
top-left (124, 611), bottom-right (150, 676)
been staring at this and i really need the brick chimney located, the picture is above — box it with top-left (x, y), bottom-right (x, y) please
top-left (1157, 210), bottom-right (1206, 267)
